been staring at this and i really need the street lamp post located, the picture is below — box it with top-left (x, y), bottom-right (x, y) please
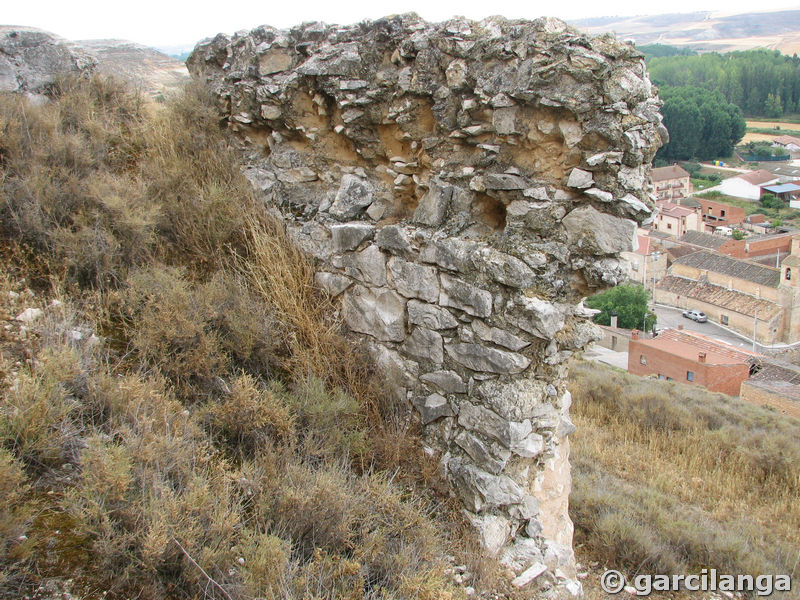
top-left (649, 251), bottom-right (661, 335)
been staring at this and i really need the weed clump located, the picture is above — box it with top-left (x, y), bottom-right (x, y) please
top-left (0, 76), bottom-right (463, 599)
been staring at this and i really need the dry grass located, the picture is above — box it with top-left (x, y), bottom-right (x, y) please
top-left (0, 76), bottom-right (468, 599)
top-left (569, 360), bottom-right (800, 593)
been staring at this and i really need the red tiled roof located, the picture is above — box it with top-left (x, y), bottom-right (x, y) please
top-left (656, 275), bottom-right (782, 320)
top-left (651, 164), bottom-right (690, 182)
top-left (657, 200), bottom-right (695, 218)
top-left (635, 328), bottom-right (761, 365)
top-left (773, 135), bottom-right (800, 147)
top-left (738, 170), bottom-right (779, 186)
top-left (679, 230), bottom-right (729, 250)
top-left (672, 250), bottom-right (781, 287)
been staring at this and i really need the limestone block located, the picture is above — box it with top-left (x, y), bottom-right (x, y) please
top-left (458, 401), bottom-right (532, 449)
top-left (314, 272), bottom-right (352, 297)
top-left (401, 326), bottom-right (444, 365)
top-left (330, 222), bottom-right (375, 252)
top-left (413, 180), bottom-right (452, 227)
top-left (407, 300), bottom-right (459, 330)
top-left (420, 238), bottom-right (475, 272)
top-left (439, 274), bottom-right (492, 317)
top-left (474, 248), bottom-right (536, 289)
top-left (329, 174), bottom-right (375, 220)
top-left (375, 224), bottom-right (414, 256)
top-left (470, 513), bottom-right (512, 557)
top-left (471, 319), bottom-right (529, 351)
top-left (419, 369), bottom-right (466, 394)
top-left (411, 393), bottom-right (454, 424)
top-left (485, 173), bottom-right (527, 190)
top-left (455, 430), bottom-right (510, 475)
top-left (446, 342), bottom-right (530, 374)
top-left (258, 50), bottom-right (292, 75)
top-left (562, 205), bottom-right (637, 254)
top-left (505, 296), bottom-right (565, 340)
top-left (387, 257), bottom-right (439, 302)
top-left (342, 244), bottom-right (387, 286)
top-left (566, 168), bottom-right (593, 189)
top-left (449, 459), bottom-right (526, 512)
top-left (342, 285), bottom-right (406, 342)
top-left (493, 107), bottom-right (518, 135)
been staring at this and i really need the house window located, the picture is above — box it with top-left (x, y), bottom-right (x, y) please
top-left (632, 262), bottom-right (639, 271)
top-left (687, 371), bottom-right (695, 382)
top-left (721, 315), bottom-right (729, 325)
top-left (658, 374), bottom-right (665, 380)
top-left (666, 377), bottom-right (674, 381)
top-left (640, 354), bottom-right (647, 365)
top-left (667, 223), bottom-right (672, 230)
top-left (707, 207), bottom-right (713, 214)
top-left (721, 209), bottom-right (726, 217)
top-left (786, 268), bottom-right (792, 281)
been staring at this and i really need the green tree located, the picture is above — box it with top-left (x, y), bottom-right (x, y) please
top-left (656, 87), bottom-right (745, 161)
top-left (732, 230), bottom-right (745, 240)
top-left (760, 193), bottom-right (785, 209)
top-left (649, 48), bottom-right (800, 116)
top-left (765, 93), bottom-right (783, 118)
top-left (586, 283), bottom-right (656, 331)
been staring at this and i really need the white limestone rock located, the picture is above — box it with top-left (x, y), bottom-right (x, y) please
top-left (342, 285), bottom-right (406, 342)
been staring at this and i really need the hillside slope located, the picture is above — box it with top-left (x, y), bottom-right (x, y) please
top-left (77, 39), bottom-right (189, 98)
top-left (572, 9), bottom-right (800, 54)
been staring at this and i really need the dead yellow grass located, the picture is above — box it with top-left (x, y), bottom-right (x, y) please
top-left (742, 131), bottom-right (783, 144)
top-left (569, 360), bottom-right (800, 586)
top-left (747, 120), bottom-right (800, 129)
top-left (0, 76), bottom-right (471, 599)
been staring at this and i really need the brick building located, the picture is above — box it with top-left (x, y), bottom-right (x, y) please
top-left (681, 196), bottom-right (746, 230)
top-left (653, 200), bottom-right (701, 238)
top-left (627, 328), bottom-right (760, 396)
top-left (677, 230), bottom-right (796, 261)
top-left (679, 230), bottom-right (746, 258)
top-left (651, 164), bottom-right (691, 201)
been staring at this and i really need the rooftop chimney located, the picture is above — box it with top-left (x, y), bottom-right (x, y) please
top-left (631, 329), bottom-right (639, 340)
top-left (610, 313), bottom-right (618, 328)
top-left (698, 352), bottom-right (707, 363)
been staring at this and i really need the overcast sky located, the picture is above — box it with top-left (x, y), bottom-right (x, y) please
top-left (5, 0), bottom-right (800, 49)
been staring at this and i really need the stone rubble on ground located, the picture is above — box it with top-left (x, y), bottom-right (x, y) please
top-left (188, 13), bottom-right (663, 597)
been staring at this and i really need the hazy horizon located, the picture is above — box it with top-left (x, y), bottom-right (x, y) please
top-left (5, 1), bottom-right (800, 49)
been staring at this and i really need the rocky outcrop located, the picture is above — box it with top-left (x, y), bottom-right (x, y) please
top-left (188, 14), bottom-right (664, 597)
top-left (0, 26), bottom-right (95, 94)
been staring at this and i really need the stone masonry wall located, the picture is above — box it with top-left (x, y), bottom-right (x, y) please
top-left (188, 14), bottom-right (665, 597)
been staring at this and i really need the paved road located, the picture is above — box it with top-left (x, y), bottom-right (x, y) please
top-left (653, 305), bottom-right (757, 351)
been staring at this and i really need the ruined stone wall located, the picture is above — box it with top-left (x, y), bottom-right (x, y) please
top-left (188, 15), bottom-right (665, 597)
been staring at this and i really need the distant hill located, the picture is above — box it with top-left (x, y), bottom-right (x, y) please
top-left (77, 39), bottom-right (189, 98)
top-left (571, 9), bottom-right (800, 54)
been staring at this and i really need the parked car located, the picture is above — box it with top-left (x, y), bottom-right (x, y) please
top-left (682, 309), bottom-right (707, 323)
